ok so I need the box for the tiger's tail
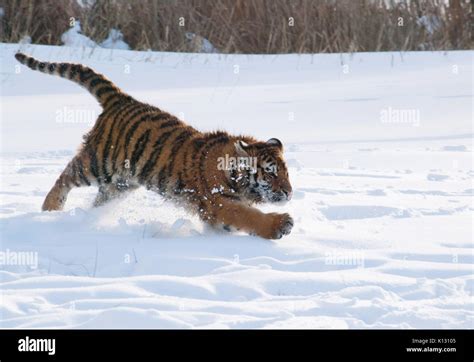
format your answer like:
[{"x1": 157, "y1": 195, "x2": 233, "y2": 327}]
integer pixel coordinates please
[{"x1": 15, "y1": 52, "x2": 130, "y2": 108}]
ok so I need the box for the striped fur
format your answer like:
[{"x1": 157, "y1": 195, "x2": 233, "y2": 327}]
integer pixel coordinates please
[{"x1": 16, "y1": 52, "x2": 294, "y2": 239}]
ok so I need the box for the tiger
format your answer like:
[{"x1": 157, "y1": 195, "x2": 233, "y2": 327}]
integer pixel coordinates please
[{"x1": 14, "y1": 52, "x2": 294, "y2": 239}]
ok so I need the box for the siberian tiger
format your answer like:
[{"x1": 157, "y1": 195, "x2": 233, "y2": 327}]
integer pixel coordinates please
[{"x1": 15, "y1": 52, "x2": 294, "y2": 239}]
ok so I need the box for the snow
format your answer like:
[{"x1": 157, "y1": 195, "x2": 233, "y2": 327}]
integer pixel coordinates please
[
  {"x1": 18, "y1": 36, "x2": 32, "y2": 45},
  {"x1": 60, "y1": 21, "x2": 97, "y2": 48},
  {"x1": 0, "y1": 43, "x2": 472, "y2": 329},
  {"x1": 100, "y1": 29, "x2": 130, "y2": 50},
  {"x1": 61, "y1": 22, "x2": 130, "y2": 50},
  {"x1": 417, "y1": 15, "x2": 441, "y2": 35},
  {"x1": 185, "y1": 32, "x2": 219, "y2": 53}
]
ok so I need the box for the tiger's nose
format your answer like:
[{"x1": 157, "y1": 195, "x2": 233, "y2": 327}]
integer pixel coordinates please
[{"x1": 282, "y1": 189, "x2": 292, "y2": 201}]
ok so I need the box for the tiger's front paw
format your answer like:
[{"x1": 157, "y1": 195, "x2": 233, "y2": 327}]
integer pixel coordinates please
[{"x1": 268, "y1": 212, "x2": 294, "y2": 239}]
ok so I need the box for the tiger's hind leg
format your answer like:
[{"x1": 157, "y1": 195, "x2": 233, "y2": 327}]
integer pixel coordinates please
[
  {"x1": 93, "y1": 181, "x2": 138, "y2": 207},
  {"x1": 42, "y1": 153, "x2": 93, "y2": 211}
]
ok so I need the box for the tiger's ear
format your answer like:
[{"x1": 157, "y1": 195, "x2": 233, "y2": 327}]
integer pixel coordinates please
[
  {"x1": 234, "y1": 140, "x2": 250, "y2": 156},
  {"x1": 266, "y1": 138, "x2": 283, "y2": 150}
]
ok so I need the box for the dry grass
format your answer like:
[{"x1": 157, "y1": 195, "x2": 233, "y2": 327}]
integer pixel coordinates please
[{"x1": 0, "y1": 0, "x2": 471, "y2": 53}]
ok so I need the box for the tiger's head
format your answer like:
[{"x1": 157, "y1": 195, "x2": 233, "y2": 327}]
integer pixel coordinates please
[{"x1": 232, "y1": 138, "x2": 293, "y2": 204}]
